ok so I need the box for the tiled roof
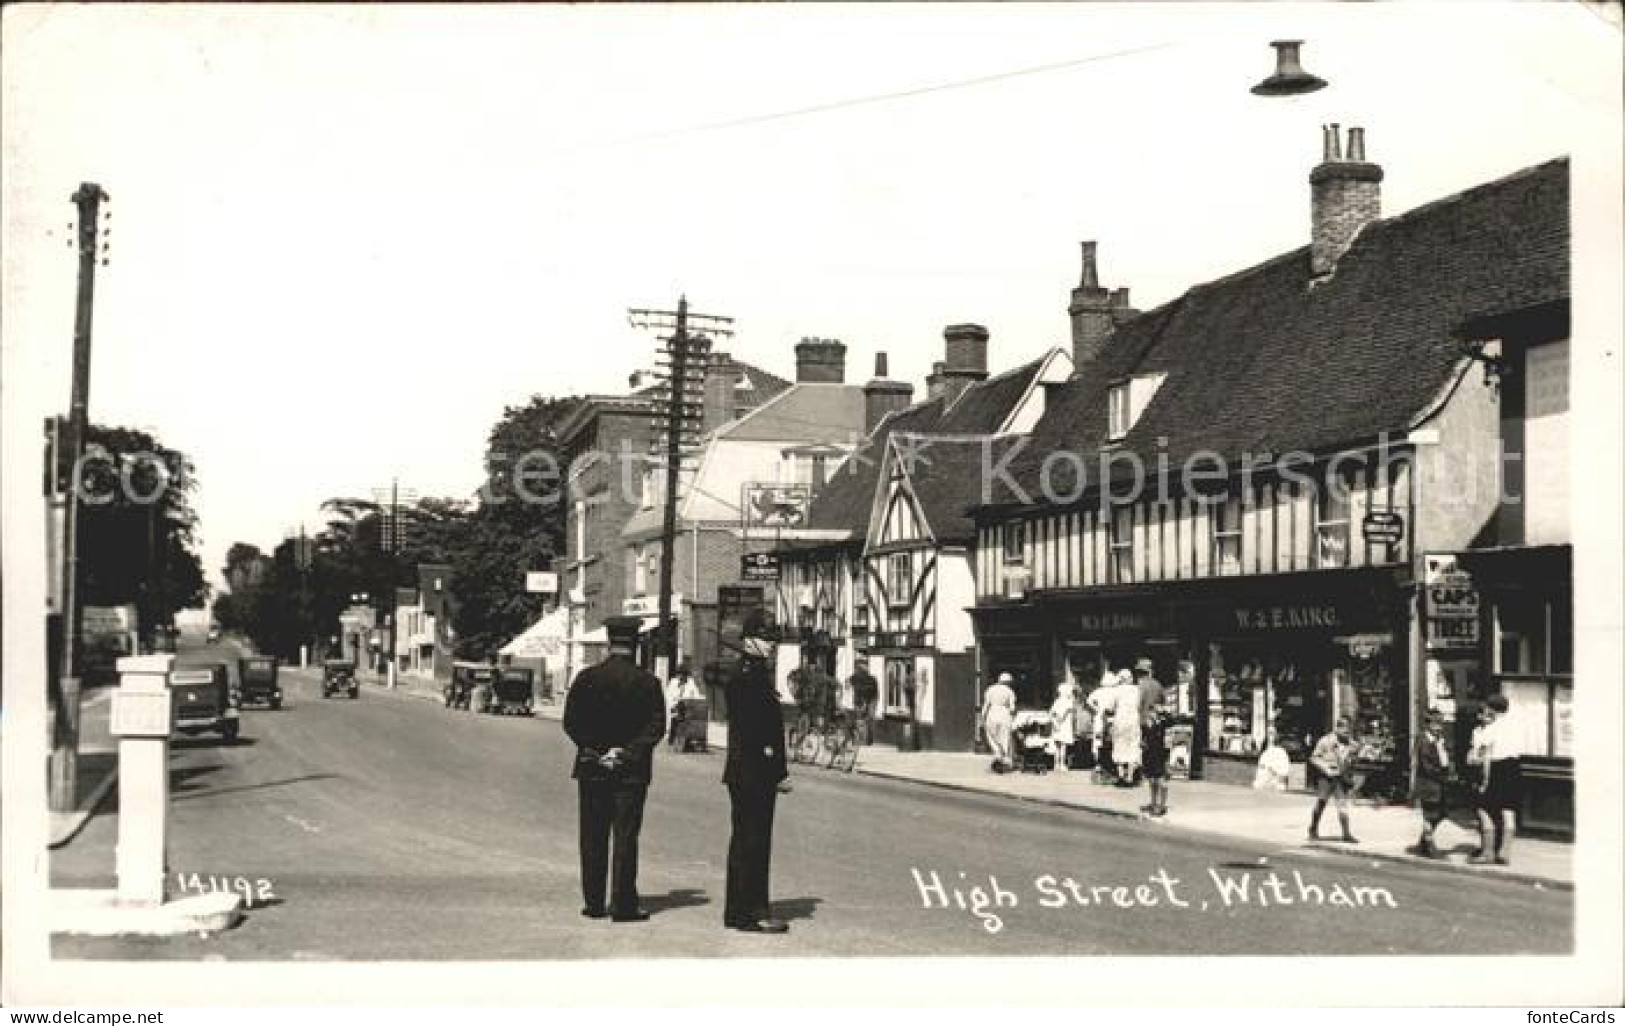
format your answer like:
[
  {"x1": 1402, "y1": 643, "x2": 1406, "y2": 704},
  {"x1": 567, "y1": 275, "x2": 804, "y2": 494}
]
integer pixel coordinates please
[
  {"x1": 984, "y1": 157, "x2": 1570, "y2": 508},
  {"x1": 802, "y1": 358, "x2": 1046, "y2": 535},
  {"x1": 895, "y1": 435, "x2": 1028, "y2": 544},
  {"x1": 721, "y1": 383, "x2": 866, "y2": 443}
]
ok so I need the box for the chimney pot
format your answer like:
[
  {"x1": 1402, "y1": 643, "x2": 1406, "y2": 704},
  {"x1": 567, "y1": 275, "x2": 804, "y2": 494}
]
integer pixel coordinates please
[
  {"x1": 1069, "y1": 241, "x2": 1126, "y2": 365},
  {"x1": 862, "y1": 349, "x2": 914, "y2": 432},
  {"x1": 1078, "y1": 241, "x2": 1100, "y2": 289},
  {"x1": 1310, "y1": 126, "x2": 1383, "y2": 278}
]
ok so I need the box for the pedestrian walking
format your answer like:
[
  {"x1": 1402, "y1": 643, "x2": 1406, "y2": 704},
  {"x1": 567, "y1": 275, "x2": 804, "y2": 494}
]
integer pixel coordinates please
[
  {"x1": 1108, "y1": 669, "x2": 1142, "y2": 786},
  {"x1": 1140, "y1": 695, "x2": 1172, "y2": 817},
  {"x1": 665, "y1": 661, "x2": 703, "y2": 747},
  {"x1": 980, "y1": 672, "x2": 1018, "y2": 772},
  {"x1": 1048, "y1": 684, "x2": 1078, "y2": 773},
  {"x1": 1408, "y1": 711, "x2": 1453, "y2": 858},
  {"x1": 561, "y1": 615, "x2": 667, "y2": 922},
  {"x1": 1133, "y1": 657, "x2": 1165, "y2": 722},
  {"x1": 850, "y1": 664, "x2": 880, "y2": 744},
  {"x1": 1469, "y1": 694, "x2": 1522, "y2": 865},
  {"x1": 1307, "y1": 716, "x2": 1360, "y2": 843},
  {"x1": 723, "y1": 635, "x2": 792, "y2": 934}
]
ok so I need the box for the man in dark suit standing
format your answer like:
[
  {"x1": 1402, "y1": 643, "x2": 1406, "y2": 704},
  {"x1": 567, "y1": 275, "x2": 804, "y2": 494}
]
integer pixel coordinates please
[
  {"x1": 721, "y1": 635, "x2": 792, "y2": 933},
  {"x1": 563, "y1": 616, "x2": 666, "y2": 922}
]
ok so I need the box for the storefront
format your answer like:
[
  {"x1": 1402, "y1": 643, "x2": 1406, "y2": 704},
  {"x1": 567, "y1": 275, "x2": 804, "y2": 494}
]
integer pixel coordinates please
[
  {"x1": 1180, "y1": 571, "x2": 1411, "y2": 792},
  {"x1": 971, "y1": 568, "x2": 1414, "y2": 789},
  {"x1": 1455, "y1": 545, "x2": 1573, "y2": 838}
]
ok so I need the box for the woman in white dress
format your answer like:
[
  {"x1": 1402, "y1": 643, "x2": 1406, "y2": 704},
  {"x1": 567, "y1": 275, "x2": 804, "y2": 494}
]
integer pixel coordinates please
[
  {"x1": 1048, "y1": 685, "x2": 1079, "y2": 773},
  {"x1": 1109, "y1": 669, "x2": 1142, "y2": 785}
]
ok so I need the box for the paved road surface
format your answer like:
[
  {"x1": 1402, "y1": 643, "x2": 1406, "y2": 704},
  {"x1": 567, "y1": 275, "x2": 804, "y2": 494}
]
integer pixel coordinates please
[{"x1": 52, "y1": 643, "x2": 1571, "y2": 959}]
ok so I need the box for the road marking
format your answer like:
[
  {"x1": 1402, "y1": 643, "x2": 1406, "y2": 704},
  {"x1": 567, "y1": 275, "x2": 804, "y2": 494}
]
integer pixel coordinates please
[{"x1": 284, "y1": 814, "x2": 322, "y2": 834}]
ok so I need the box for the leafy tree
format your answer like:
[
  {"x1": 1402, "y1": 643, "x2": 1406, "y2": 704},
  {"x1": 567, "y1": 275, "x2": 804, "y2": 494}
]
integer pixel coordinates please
[{"x1": 54, "y1": 420, "x2": 208, "y2": 634}]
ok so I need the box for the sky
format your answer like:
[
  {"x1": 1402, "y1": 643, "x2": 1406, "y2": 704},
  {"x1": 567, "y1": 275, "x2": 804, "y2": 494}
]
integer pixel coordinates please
[{"x1": 3, "y1": 2, "x2": 1620, "y2": 595}]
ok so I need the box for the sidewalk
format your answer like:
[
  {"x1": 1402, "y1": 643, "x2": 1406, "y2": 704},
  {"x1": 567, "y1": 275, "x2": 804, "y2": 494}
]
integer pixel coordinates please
[
  {"x1": 368, "y1": 674, "x2": 1571, "y2": 889},
  {"x1": 48, "y1": 685, "x2": 119, "y2": 849}
]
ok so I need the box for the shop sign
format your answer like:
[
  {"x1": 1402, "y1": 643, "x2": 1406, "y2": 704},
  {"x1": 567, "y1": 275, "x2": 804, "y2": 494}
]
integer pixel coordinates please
[
  {"x1": 1078, "y1": 610, "x2": 1157, "y2": 635},
  {"x1": 623, "y1": 593, "x2": 682, "y2": 616},
  {"x1": 1424, "y1": 553, "x2": 1479, "y2": 651},
  {"x1": 741, "y1": 551, "x2": 780, "y2": 582},
  {"x1": 1362, "y1": 511, "x2": 1405, "y2": 545},
  {"x1": 525, "y1": 571, "x2": 558, "y2": 594},
  {"x1": 1228, "y1": 604, "x2": 1344, "y2": 632}
]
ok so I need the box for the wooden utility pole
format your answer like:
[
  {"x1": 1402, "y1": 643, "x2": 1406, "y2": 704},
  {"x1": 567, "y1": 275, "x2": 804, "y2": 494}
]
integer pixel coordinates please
[
  {"x1": 629, "y1": 297, "x2": 733, "y2": 676},
  {"x1": 50, "y1": 182, "x2": 109, "y2": 812}
]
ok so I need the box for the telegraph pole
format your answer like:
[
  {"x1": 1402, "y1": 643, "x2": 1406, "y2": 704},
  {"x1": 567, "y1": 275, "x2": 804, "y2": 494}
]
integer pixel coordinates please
[
  {"x1": 628, "y1": 297, "x2": 733, "y2": 677},
  {"x1": 50, "y1": 182, "x2": 109, "y2": 812},
  {"x1": 373, "y1": 479, "x2": 415, "y2": 688}
]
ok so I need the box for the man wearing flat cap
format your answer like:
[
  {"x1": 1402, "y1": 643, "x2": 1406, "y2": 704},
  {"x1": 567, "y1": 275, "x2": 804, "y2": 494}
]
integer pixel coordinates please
[
  {"x1": 721, "y1": 633, "x2": 792, "y2": 933},
  {"x1": 563, "y1": 615, "x2": 667, "y2": 922}
]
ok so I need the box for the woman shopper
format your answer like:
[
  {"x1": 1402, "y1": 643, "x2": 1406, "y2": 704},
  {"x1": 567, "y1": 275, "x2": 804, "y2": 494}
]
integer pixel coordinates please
[
  {"x1": 1048, "y1": 684, "x2": 1079, "y2": 773},
  {"x1": 1108, "y1": 669, "x2": 1142, "y2": 786},
  {"x1": 980, "y1": 673, "x2": 1018, "y2": 772}
]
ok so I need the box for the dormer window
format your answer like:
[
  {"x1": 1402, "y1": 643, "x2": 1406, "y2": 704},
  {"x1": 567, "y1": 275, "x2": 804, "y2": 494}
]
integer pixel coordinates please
[
  {"x1": 1108, "y1": 383, "x2": 1132, "y2": 440},
  {"x1": 1108, "y1": 372, "x2": 1168, "y2": 441}
]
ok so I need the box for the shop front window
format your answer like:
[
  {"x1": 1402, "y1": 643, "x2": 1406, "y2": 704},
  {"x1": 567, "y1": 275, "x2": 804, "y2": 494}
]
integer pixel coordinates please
[{"x1": 1494, "y1": 591, "x2": 1573, "y2": 759}]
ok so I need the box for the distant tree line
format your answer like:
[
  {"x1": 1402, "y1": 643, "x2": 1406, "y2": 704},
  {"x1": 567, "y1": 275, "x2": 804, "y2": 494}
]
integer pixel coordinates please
[{"x1": 215, "y1": 394, "x2": 578, "y2": 663}]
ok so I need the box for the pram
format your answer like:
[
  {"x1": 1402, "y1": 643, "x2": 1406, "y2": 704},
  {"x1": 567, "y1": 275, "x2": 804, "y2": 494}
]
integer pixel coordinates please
[
  {"x1": 669, "y1": 699, "x2": 710, "y2": 753},
  {"x1": 1010, "y1": 710, "x2": 1055, "y2": 774}
]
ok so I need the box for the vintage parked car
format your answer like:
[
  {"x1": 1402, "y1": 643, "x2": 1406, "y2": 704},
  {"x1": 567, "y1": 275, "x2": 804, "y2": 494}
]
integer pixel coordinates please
[
  {"x1": 237, "y1": 656, "x2": 282, "y2": 709},
  {"x1": 485, "y1": 667, "x2": 535, "y2": 716},
  {"x1": 322, "y1": 659, "x2": 359, "y2": 699},
  {"x1": 448, "y1": 661, "x2": 495, "y2": 711},
  {"x1": 169, "y1": 663, "x2": 240, "y2": 743}
]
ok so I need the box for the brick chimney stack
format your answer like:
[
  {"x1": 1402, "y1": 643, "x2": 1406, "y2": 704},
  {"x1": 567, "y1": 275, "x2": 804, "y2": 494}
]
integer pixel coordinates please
[
  {"x1": 938, "y1": 323, "x2": 990, "y2": 408},
  {"x1": 862, "y1": 352, "x2": 914, "y2": 433},
  {"x1": 1069, "y1": 241, "x2": 1130, "y2": 365},
  {"x1": 795, "y1": 338, "x2": 847, "y2": 383},
  {"x1": 702, "y1": 351, "x2": 737, "y2": 434},
  {"x1": 1310, "y1": 124, "x2": 1383, "y2": 278}
]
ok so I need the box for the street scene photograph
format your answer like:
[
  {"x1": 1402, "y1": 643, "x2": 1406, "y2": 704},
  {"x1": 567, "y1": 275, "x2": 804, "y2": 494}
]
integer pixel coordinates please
[{"x1": 3, "y1": 1, "x2": 1621, "y2": 1009}]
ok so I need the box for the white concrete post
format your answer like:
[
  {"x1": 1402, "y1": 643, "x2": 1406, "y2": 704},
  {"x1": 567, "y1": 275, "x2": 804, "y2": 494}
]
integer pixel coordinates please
[{"x1": 112, "y1": 653, "x2": 174, "y2": 907}]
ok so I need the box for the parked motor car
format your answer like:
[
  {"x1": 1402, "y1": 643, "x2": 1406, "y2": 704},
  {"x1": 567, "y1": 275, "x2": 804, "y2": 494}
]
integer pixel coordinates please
[
  {"x1": 238, "y1": 656, "x2": 282, "y2": 709},
  {"x1": 487, "y1": 667, "x2": 535, "y2": 716},
  {"x1": 322, "y1": 659, "x2": 359, "y2": 699},
  {"x1": 169, "y1": 663, "x2": 240, "y2": 743}
]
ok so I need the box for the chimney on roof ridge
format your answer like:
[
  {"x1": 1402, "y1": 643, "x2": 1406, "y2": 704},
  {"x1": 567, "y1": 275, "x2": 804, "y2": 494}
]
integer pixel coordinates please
[
  {"x1": 1310, "y1": 124, "x2": 1383, "y2": 279},
  {"x1": 939, "y1": 323, "x2": 990, "y2": 408},
  {"x1": 795, "y1": 337, "x2": 847, "y2": 383},
  {"x1": 702, "y1": 350, "x2": 736, "y2": 435},
  {"x1": 863, "y1": 351, "x2": 914, "y2": 434},
  {"x1": 1069, "y1": 240, "x2": 1130, "y2": 366},
  {"x1": 926, "y1": 361, "x2": 948, "y2": 402}
]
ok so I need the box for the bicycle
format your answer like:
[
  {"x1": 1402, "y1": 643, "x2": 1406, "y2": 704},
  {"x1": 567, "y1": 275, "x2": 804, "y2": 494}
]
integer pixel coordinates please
[{"x1": 822, "y1": 710, "x2": 861, "y2": 772}]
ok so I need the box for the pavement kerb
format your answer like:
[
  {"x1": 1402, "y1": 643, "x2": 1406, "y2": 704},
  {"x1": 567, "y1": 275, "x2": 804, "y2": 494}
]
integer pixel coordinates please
[
  {"x1": 850, "y1": 764, "x2": 1570, "y2": 891},
  {"x1": 48, "y1": 764, "x2": 120, "y2": 850},
  {"x1": 1302, "y1": 841, "x2": 1572, "y2": 891}
]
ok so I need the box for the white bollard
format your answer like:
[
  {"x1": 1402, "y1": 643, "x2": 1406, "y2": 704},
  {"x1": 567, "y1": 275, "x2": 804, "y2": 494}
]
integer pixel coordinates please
[{"x1": 111, "y1": 654, "x2": 175, "y2": 907}]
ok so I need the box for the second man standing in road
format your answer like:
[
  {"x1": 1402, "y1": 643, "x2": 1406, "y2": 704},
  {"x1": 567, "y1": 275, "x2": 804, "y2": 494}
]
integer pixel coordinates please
[{"x1": 722, "y1": 635, "x2": 792, "y2": 934}]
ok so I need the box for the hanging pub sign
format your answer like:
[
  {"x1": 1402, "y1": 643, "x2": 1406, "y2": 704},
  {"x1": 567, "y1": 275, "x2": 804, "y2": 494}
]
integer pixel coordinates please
[
  {"x1": 1362, "y1": 510, "x2": 1406, "y2": 546},
  {"x1": 1423, "y1": 553, "x2": 1480, "y2": 651},
  {"x1": 740, "y1": 551, "x2": 781, "y2": 582}
]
